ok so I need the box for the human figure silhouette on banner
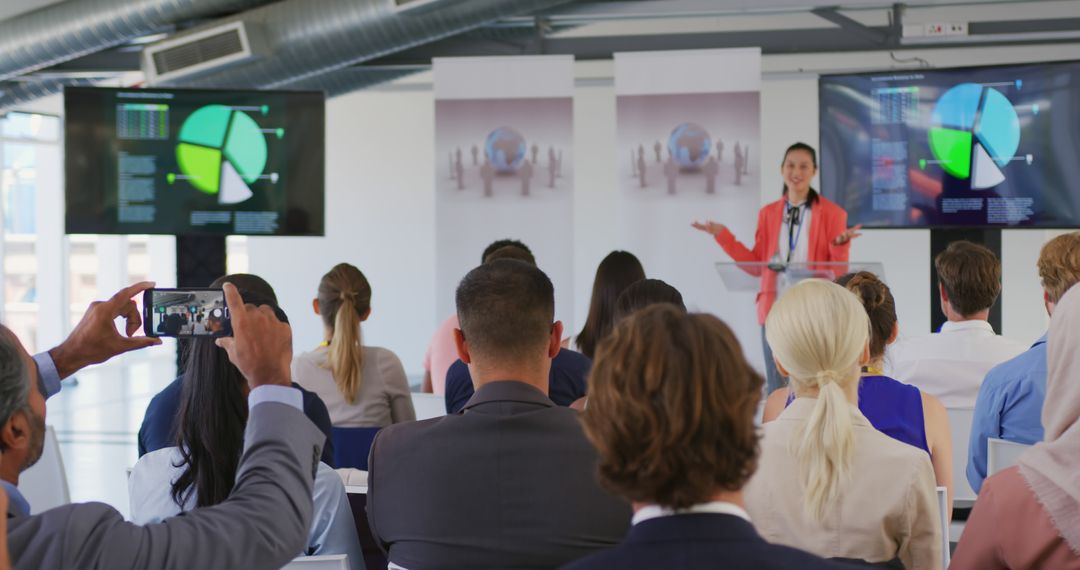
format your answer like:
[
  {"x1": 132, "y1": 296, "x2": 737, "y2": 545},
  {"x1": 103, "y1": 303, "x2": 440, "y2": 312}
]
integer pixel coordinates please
[
  {"x1": 654, "y1": 141, "x2": 662, "y2": 163},
  {"x1": 471, "y1": 144, "x2": 479, "y2": 166},
  {"x1": 664, "y1": 158, "x2": 678, "y2": 195},
  {"x1": 531, "y1": 143, "x2": 540, "y2": 164},
  {"x1": 637, "y1": 152, "x2": 647, "y2": 189},
  {"x1": 716, "y1": 139, "x2": 725, "y2": 162},
  {"x1": 449, "y1": 152, "x2": 455, "y2": 179},
  {"x1": 557, "y1": 149, "x2": 563, "y2": 179},
  {"x1": 742, "y1": 145, "x2": 750, "y2": 174},
  {"x1": 704, "y1": 156, "x2": 719, "y2": 195},
  {"x1": 519, "y1": 160, "x2": 534, "y2": 197},
  {"x1": 480, "y1": 158, "x2": 495, "y2": 197},
  {"x1": 631, "y1": 149, "x2": 638, "y2": 177},
  {"x1": 547, "y1": 147, "x2": 558, "y2": 188},
  {"x1": 733, "y1": 143, "x2": 744, "y2": 186},
  {"x1": 455, "y1": 147, "x2": 462, "y2": 169},
  {"x1": 455, "y1": 156, "x2": 465, "y2": 191}
]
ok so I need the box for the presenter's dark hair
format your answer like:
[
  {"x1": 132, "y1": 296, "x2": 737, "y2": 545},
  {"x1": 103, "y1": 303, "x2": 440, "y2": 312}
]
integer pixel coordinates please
[
  {"x1": 481, "y1": 239, "x2": 533, "y2": 264},
  {"x1": 614, "y1": 279, "x2": 686, "y2": 323},
  {"x1": 577, "y1": 251, "x2": 646, "y2": 359},
  {"x1": 837, "y1": 272, "x2": 897, "y2": 359},
  {"x1": 584, "y1": 306, "x2": 763, "y2": 509},
  {"x1": 781, "y1": 142, "x2": 819, "y2": 205},
  {"x1": 172, "y1": 273, "x2": 285, "y2": 509},
  {"x1": 456, "y1": 259, "x2": 554, "y2": 363}
]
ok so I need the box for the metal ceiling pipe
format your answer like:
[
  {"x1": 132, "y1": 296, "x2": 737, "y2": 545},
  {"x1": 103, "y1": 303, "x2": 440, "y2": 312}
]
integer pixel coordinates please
[
  {"x1": 282, "y1": 67, "x2": 424, "y2": 98},
  {"x1": 0, "y1": 0, "x2": 274, "y2": 83},
  {"x1": 161, "y1": 0, "x2": 576, "y2": 90}
]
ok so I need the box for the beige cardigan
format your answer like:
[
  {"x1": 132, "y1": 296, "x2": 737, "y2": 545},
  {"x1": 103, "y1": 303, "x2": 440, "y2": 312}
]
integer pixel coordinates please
[
  {"x1": 745, "y1": 398, "x2": 942, "y2": 569},
  {"x1": 292, "y1": 345, "x2": 416, "y2": 428}
]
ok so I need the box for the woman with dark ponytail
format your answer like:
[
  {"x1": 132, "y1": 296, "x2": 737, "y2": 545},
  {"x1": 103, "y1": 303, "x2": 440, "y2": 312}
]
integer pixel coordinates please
[
  {"x1": 692, "y1": 142, "x2": 862, "y2": 396},
  {"x1": 293, "y1": 263, "x2": 415, "y2": 427}
]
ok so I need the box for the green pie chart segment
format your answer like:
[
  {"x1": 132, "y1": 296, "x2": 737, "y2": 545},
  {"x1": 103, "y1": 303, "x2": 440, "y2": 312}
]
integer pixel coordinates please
[
  {"x1": 223, "y1": 110, "x2": 268, "y2": 184},
  {"x1": 175, "y1": 105, "x2": 268, "y2": 202},
  {"x1": 178, "y1": 105, "x2": 232, "y2": 148},
  {"x1": 176, "y1": 143, "x2": 222, "y2": 194},
  {"x1": 928, "y1": 127, "x2": 972, "y2": 180}
]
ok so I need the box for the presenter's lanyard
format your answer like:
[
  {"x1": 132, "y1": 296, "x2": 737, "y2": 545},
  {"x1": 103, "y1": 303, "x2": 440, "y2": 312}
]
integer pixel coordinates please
[{"x1": 785, "y1": 202, "x2": 806, "y2": 263}]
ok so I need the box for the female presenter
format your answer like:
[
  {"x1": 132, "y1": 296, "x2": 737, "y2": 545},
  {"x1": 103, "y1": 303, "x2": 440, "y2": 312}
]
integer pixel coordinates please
[{"x1": 692, "y1": 142, "x2": 862, "y2": 395}]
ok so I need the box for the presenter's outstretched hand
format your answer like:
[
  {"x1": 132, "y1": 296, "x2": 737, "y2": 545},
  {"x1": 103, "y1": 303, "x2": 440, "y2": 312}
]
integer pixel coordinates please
[
  {"x1": 691, "y1": 220, "x2": 727, "y2": 237},
  {"x1": 49, "y1": 281, "x2": 163, "y2": 379},
  {"x1": 833, "y1": 224, "x2": 864, "y2": 246},
  {"x1": 216, "y1": 282, "x2": 293, "y2": 389}
]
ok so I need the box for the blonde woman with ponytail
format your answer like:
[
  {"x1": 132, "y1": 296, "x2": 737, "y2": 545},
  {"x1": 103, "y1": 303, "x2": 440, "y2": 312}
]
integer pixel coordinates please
[
  {"x1": 293, "y1": 263, "x2": 416, "y2": 427},
  {"x1": 744, "y1": 279, "x2": 941, "y2": 569}
]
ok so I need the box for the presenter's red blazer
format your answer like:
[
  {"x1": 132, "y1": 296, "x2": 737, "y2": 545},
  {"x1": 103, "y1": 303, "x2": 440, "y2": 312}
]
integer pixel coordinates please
[{"x1": 715, "y1": 195, "x2": 851, "y2": 325}]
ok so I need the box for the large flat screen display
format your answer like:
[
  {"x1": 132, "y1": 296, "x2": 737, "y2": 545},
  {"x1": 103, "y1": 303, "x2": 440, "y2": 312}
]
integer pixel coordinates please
[
  {"x1": 820, "y1": 61, "x2": 1080, "y2": 228},
  {"x1": 65, "y1": 86, "x2": 325, "y2": 236}
]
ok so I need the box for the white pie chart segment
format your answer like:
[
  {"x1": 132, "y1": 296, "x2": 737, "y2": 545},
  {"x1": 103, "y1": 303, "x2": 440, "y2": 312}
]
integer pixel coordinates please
[
  {"x1": 219, "y1": 160, "x2": 254, "y2": 205},
  {"x1": 972, "y1": 143, "x2": 1006, "y2": 190}
]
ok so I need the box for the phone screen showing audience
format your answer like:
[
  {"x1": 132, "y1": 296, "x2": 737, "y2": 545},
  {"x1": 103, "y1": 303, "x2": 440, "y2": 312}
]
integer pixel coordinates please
[{"x1": 143, "y1": 289, "x2": 231, "y2": 338}]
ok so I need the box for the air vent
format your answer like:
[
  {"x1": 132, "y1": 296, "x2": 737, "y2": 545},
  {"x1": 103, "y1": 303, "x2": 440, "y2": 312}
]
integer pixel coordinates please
[{"x1": 142, "y1": 21, "x2": 264, "y2": 84}]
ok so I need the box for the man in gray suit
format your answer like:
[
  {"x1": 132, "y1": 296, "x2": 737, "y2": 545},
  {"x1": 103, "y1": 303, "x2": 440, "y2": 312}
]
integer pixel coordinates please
[
  {"x1": 367, "y1": 259, "x2": 631, "y2": 569},
  {"x1": 1, "y1": 282, "x2": 324, "y2": 569}
]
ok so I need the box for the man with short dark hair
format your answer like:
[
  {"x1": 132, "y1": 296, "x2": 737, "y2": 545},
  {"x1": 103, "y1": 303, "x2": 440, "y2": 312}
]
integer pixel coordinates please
[
  {"x1": 368, "y1": 260, "x2": 630, "y2": 569},
  {"x1": 887, "y1": 240, "x2": 1026, "y2": 408}
]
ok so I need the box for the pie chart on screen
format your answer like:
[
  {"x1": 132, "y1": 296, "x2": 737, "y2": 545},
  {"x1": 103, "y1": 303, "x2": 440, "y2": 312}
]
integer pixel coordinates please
[
  {"x1": 927, "y1": 82, "x2": 1020, "y2": 189},
  {"x1": 173, "y1": 105, "x2": 268, "y2": 204}
]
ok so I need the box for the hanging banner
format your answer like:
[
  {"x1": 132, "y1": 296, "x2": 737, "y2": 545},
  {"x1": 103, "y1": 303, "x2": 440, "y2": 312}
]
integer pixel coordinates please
[
  {"x1": 434, "y1": 56, "x2": 575, "y2": 323},
  {"x1": 614, "y1": 48, "x2": 764, "y2": 368}
]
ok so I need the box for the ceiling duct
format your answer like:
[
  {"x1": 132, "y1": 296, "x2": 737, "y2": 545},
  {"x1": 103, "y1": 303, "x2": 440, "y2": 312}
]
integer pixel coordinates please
[
  {"x1": 157, "y1": 0, "x2": 576, "y2": 90},
  {"x1": 0, "y1": 0, "x2": 273, "y2": 83},
  {"x1": 143, "y1": 20, "x2": 266, "y2": 83}
]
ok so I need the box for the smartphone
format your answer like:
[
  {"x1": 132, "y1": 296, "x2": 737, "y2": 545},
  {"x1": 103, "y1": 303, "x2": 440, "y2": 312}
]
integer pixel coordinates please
[{"x1": 143, "y1": 288, "x2": 231, "y2": 338}]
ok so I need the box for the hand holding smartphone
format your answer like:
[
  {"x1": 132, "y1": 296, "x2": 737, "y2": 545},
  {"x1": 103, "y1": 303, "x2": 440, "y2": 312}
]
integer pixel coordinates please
[{"x1": 143, "y1": 288, "x2": 231, "y2": 338}]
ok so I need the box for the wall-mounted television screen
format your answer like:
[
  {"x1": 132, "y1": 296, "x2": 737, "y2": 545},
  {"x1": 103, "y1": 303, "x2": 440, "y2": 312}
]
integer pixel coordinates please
[
  {"x1": 65, "y1": 86, "x2": 325, "y2": 236},
  {"x1": 820, "y1": 61, "x2": 1080, "y2": 228}
]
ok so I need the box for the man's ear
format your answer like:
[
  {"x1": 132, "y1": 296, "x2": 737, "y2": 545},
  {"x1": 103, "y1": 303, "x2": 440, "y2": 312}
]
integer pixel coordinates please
[
  {"x1": 312, "y1": 298, "x2": 320, "y2": 316},
  {"x1": 549, "y1": 321, "x2": 564, "y2": 359},
  {"x1": 0, "y1": 412, "x2": 31, "y2": 454},
  {"x1": 453, "y1": 328, "x2": 471, "y2": 365}
]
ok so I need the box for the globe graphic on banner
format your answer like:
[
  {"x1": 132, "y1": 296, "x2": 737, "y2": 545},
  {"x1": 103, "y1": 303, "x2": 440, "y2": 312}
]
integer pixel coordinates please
[
  {"x1": 928, "y1": 82, "x2": 1020, "y2": 189},
  {"x1": 485, "y1": 126, "x2": 527, "y2": 172},
  {"x1": 668, "y1": 122, "x2": 712, "y2": 169}
]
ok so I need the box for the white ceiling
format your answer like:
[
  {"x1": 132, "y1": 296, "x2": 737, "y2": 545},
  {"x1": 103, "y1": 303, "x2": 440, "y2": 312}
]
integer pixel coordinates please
[{"x1": 0, "y1": 0, "x2": 65, "y2": 22}]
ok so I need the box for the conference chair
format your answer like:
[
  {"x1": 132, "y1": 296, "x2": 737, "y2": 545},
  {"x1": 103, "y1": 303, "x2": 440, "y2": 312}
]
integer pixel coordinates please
[
  {"x1": 331, "y1": 427, "x2": 381, "y2": 471},
  {"x1": 936, "y1": 486, "x2": 950, "y2": 569},
  {"x1": 987, "y1": 438, "x2": 1032, "y2": 477},
  {"x1": 18, "y1": 425, "x2": 71, "y2": 512},
  {"x1": 411, "y1": 393, "x2": 447, "y2": 420},
  {"x1": 347, "y1": 486, "x2": 388, "y2": 570},
  {"x1": 281, "y1": 554, "x2": 349, "y2": 569},
  {"x1": 946, "y1": 407, "x2": 977, "y2": 508}
]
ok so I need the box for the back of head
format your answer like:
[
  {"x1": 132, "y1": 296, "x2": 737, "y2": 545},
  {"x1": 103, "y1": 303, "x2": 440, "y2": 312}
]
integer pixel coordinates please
[
  {"x1": 483, "y1": 245, "x2": 536, "y2": 266},
  {"x1": 317, "y1": 263, "x2": 372, "y2": 404},
  {"x1": 456, "y1": 259, "x2": 554, "y2": 368},
  {"x1": 577, "y1": 251, "x2": 646, "y2": 359},
  {"x1": 173, "y1": 273, "x2": 284, "y2": 509},
  {"x1": 1038, "y1": 231, "x2": 1080, "y2": 306},
  {"x1": 837, "y1": 272, "x2": 896, "y2": 360},
  {"x1": 481, "y1": 239, "x2": 533, "y2": 264},
  {"x1": 584, "y1": 305, "x2": 763, "y2": 509},
  {"x1": 0, "y1": 326, "x2": 31, "y2": 449},
  {"x1": 765, "y1": 279, "x2": 869, "y2": 522},
  {"x1": 613, "y1": 278, "x2": 686, "y2": 323},
  {"x1": 934, "y1": 240, "x2": 1001, "y2": 317}
]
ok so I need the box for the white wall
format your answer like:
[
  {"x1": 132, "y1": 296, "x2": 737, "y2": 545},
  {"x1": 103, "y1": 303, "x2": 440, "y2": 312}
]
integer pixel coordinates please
[{"x1": 247, "y1": 47, "x2": 1080, "y2": 375}]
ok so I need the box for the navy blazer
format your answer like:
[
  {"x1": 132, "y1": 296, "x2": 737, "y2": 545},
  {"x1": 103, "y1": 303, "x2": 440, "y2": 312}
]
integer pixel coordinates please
[
  {"x1": 138, "y1": 376, "x2": 336, "y2": 466},
  {"x1": 562, "y1": 513, "x2": 867, "y2": 570},
  {"x1": 444, "y1": 348, "x2": 590, "y2": 414}
]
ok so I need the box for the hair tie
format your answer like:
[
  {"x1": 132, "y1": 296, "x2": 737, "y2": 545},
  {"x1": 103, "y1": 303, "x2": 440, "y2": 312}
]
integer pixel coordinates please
[
  {"x1": 814, "y1": 369, "x2": 842, "y2": 385},
  {"x1": 339, "y1": 290, "x2": 356, "y2": 301}
]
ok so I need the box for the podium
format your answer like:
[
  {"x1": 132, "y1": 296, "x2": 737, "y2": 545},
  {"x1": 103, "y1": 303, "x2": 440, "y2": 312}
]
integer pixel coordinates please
[{"x1": 715, "y1": 261, "x2": 887, "y2": 296}]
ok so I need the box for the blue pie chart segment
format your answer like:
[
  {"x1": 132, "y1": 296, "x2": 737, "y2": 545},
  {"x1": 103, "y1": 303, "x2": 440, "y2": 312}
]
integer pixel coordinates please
[
  {"x1": 931, "y1": 83, "x2": 983, "y2": 130},
  {"x1": 976, "y1": 88, "x2": 1021, "y2": 169}
]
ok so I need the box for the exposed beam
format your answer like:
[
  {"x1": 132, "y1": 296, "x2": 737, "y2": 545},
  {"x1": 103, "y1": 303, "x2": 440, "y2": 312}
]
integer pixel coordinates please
[{"x1": 811, "y1": 6, "x2": 893, "y2": 45}]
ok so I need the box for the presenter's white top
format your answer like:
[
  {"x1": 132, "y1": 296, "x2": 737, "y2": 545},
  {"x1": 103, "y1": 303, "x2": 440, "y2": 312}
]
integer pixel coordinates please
[
  {"x1": 885, "y1": 320, "x2": 1028, "y2": 408},
  {"x1": 777, "y1": 202, "x2": 812, "y2": 264}
]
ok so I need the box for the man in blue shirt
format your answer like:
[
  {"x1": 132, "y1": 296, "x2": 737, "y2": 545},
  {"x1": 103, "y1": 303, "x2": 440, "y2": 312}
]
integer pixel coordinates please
[{"x1": 968, "y1": 232, "x2": 1080, "y2": 493}]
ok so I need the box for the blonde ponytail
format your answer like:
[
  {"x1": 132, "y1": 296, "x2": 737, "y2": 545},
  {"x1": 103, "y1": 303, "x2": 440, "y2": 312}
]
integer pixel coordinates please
[
  {"x1": 764, "y1": 279, "x2": 868, "y2": 523},
  {"x1": 317, "y1": 264, "x2": 372, "y2": 405}
]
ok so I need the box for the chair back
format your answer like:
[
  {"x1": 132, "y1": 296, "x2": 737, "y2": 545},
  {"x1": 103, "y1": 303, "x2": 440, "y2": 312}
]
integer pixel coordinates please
[
  {"x1": 411, "y1": 393, "x2": 446, "y2": 421},
  {"x1": 988, "y1": 438, "x2": 1032, "y2": 476},
  {"x1": 347, "y1": 488, "x2": 388, "y2": 570},
  {"x1": 18, "y1": 425, "x2": 71, "y2": 512},
  {"x1": 331, "y1": 427, "x2": 381, "y2": 471},
  {"x1": 936, "y1": 486, "x2": 950, "y2": 569},
  {"x1": 280, "y1": 554, "x2": 348, "y2": 569},
  {"x1": 946, "y1": 407, "x2": 977, "y2": 507}
]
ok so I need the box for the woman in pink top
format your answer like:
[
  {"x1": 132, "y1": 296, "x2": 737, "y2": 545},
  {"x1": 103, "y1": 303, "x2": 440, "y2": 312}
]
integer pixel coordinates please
[{"x1": 951, "y1": 283, "x2": 1080, "y2": 569}]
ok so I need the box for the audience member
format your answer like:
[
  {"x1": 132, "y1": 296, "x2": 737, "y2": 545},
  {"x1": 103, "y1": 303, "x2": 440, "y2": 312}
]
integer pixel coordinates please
[
  {"x1": 967, "y1": 231, "x2": 1080, "y2": 493},
  {"x1": 745, "y1": 280, "x2": 941, "y2": 568},
  {"x1": 137, "y1": 274, "x2": 335, "y2": 466},
  {"x1": 4, "y1": 282, "x2": 325, "y2": 568},
  {"x1": 368, "y1": 260, "x2": 631, "y2": 569},
  {"x1": 293, "y1": 263, "x2": 415, "y2": 427},
  {"x1": 564, "y1": 305, "x2": 860, "y2": 569},
  {"x1": 886, "y1": 240, "x2": 1026, "y2": 407},
  {"x1": 762, "y1": 272, "x2": 954, "y2": 510},
  {"x1": 443, "y1": 246, "x2": 589, "y2": 414},
  {"x1": 422, "y1": 239, "x2": 535, "y2": 394},
  {"x1": 951, "y1": 283, "x2": 1080, "y2": 569},
  {"x1": 128, "y1": 283, "x2": 363, "y2": 569},
  {"x1": 572, "y1": 251, "x2": 645, "y2": 358},
  {"x1": 612, "y1": 278, "x2": 686, "y2": 322}
]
